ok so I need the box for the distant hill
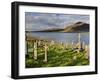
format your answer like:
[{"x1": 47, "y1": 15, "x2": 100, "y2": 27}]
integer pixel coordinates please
[
  {"x1": 62, "y1": 22, "x2": 89, "y2": 32},
  {"x1": 30, "y1": 22, "x2": 89, "y2": 33}
]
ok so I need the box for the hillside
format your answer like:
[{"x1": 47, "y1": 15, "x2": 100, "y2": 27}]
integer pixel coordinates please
[
  {"x1": 36, "y1": 22, "x2": 89, "y2": 33},
  {"x1": 62, "y1": 22, "x2": 89, "y2": 32}
]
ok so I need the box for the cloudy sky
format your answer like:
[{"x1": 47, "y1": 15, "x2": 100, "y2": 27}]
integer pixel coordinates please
[{"x1": 25, "y1": 12, "x2": 89, "y2": 31}]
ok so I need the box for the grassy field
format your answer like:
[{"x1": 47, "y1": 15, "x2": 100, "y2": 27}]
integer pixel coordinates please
[{"x1": 25, "y1": 41, "x2": 89, "y2": 68}]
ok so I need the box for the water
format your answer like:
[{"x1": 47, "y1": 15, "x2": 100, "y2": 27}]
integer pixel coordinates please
[{"x1": 26, "y1": 32, "x2": 89, "y2": 45}]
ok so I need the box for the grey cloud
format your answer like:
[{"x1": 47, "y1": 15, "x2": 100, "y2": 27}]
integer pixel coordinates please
[{"x1": 25, "y1": 12, "x2": 89, "y2": 31}]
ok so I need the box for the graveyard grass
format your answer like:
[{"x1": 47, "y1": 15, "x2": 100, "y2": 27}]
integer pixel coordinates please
[{"x1": 25, "y1": 39, "x2": 89, "y2": 68}]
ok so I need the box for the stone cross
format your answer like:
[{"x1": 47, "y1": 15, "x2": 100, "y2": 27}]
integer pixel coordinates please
[
  {"x1": 38, "y1": 40, "x2": 41, "y2": 46},
  {"x1": 50, "y1": 40, "x2": 55, "y2": 46},
  {"x1": 78, "y1": 33, "x2": 81, "y2": 49},
  {"x1": 71, "y1": 42, "x2": 74, "y2": 49},
  {"x1": 82, "y1": 42, "x2": 85, "y2": 50},
  {"x1": 25, "y1": 41, "x2": 28, "y2": 54},
  {"x1": 43, "y1": 43, "x2": 48, "y2": 63},
  {"x1": 34, "y1": 41, "x2": 37, "y2": 60},
  {"x1": 85, "y1": 45, "x2": 89, "y2": 59},
  {"x1": 65, "y1": 42, "x2": 68, "y2": 48}
]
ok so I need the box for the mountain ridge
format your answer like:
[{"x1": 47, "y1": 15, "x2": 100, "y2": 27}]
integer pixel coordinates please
[{"x1": 26, "y1": 22, "x2": 89, "y2": 33}]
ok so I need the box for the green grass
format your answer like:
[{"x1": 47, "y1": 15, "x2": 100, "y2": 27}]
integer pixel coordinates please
[{"x1": 25, "y1": 42, "x2": 89, "y2": 68}]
